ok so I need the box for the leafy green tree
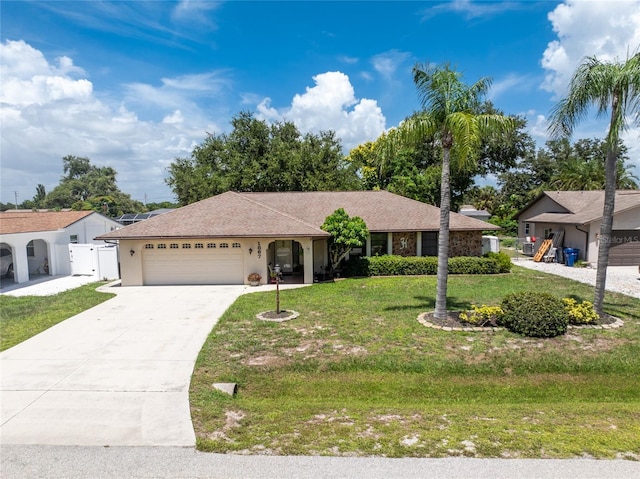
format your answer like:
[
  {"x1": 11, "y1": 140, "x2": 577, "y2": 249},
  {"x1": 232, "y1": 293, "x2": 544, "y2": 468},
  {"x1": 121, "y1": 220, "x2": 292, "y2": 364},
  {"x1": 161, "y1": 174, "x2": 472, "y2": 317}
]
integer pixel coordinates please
[
  {"x1": 166, "y1": 112, "x2": 360, "y2": 205},
  {"x1": 347, "y1": 102, "x2": 529, "y2": 211},
  {"x1": 43, "y1": 155, "x2": 144, "y2": 216},
  {"x1": 145, "y1": 201, "x2": 178, "y2": 211},
  {"x1": 394, "y1": 63, "x2": 514, "y2": 320},
  {"x1": 550, "y1": 138, "x2": 638, "y2": 190},
  {"x1": 548, "y1": 52, "x2": 640, "y2": 314},
  {"x1": 321, "y1": 208, "x2": 369, "y2": 274}
]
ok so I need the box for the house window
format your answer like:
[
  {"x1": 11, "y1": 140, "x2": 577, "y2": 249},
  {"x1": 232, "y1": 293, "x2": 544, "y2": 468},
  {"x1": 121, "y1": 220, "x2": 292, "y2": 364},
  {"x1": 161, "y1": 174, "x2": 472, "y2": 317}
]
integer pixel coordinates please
[
  {"x1": 170, "y1": 243, "x2": 179, "y2": 249},
  {"x1": 144, "y1": 244, "x2": 154, "y2": 249},
  {"x1": 26, "y1": 240, "x2": 35, "y2": 257},
  {"x1": 69, "y1": 234, "x2": 78, "y2": 244},
  {"x1": 421, "y1": 232, "x2": 438, "y2": 257},
  {"x1": 544, "y1": 228, "x2": 553, "y2": 240},
  {"x1": 207, "y1": 243, "x2": 216, "y2": 248},
  {"x1": 370, "y1": 233, "x2": 388, "y2": 256},
  {"x1": 182, "y1": 243, "x2": 191, "y2": 249},
  {"x1": 232, "y1": 243, "x2": 241, "y2": 248},
  {"x1": 157, "y1": 243, "x2": 167, "y2": 249},
  {"x1": 195, "y1": 243, "x2": 204, "y2": 249},
  {"x1": 524, "y1": 223, "x2": 531, "y2": 236},
  {"x1": 220, "y1": 243, "x2": 229, "y2": 248}
]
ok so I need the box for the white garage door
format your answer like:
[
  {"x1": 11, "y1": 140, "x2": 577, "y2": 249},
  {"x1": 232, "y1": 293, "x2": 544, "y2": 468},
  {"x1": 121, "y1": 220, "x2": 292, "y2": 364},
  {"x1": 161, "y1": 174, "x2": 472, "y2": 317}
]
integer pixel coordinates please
[{"x1": 142, "y1": 241, "x2": 244, "y2": 285}]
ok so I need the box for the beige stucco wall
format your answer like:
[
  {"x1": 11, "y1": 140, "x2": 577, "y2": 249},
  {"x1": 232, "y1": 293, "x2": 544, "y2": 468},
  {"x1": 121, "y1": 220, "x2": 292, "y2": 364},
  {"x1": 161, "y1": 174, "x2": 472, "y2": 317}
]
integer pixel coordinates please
[
  {"x1": 518, "y1": 196, "x2": 569, "y2": 239},
  {"x1": 119, "y1": 237, "x2": 316, "y2": 286}
]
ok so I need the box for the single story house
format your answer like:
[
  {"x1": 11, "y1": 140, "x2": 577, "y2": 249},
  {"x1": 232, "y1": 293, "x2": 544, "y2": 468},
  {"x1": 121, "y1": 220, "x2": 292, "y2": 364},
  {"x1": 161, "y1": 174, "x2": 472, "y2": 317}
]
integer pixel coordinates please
[
  {"x1": 517, "y1": 190, "x2": 640, "y2": 266},
  {"x1": 0, "y1": 210, "x2": 122, "y2": 284},
  {"x1": 97, "y1": 190, "x2": 498, "y2": 286}
]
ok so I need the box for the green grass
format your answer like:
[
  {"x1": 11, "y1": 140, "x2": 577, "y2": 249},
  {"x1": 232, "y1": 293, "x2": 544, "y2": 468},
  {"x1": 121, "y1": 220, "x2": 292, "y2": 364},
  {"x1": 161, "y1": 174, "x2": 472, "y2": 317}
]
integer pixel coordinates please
[
  {"x1": 0, "y1": 282, "x2": 114, "y2": 351},
  {"x1": 190, "y1": 267, "x2": 640, "y2": 458}
]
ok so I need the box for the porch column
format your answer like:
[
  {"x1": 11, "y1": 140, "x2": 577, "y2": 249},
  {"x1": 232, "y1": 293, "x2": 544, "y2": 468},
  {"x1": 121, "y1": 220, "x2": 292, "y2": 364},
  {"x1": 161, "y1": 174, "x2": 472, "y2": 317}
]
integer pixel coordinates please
[
  {"x1": 301, "y1": 238, "x2": 314, "y2": 284},
  {"x1": 416, "y1": 231, "x2": 422, "y2": 256},
  {"x1": 365, "y1": 236, "x2": 371, "y2": 256},
  {"x1": 387, "y1": 232, "x2": 393, "y2": 255}
]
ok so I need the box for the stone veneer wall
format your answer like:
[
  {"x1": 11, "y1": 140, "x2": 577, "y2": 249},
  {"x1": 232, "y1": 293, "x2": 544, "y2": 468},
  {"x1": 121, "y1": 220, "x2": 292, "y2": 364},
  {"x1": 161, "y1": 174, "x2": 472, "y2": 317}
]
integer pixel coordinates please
[
  {"x1": 392, "y1": 232, "x2": 417, "y2": 256},
  {"x1": 449, "y1": 231, "x2": 482, "y2": 257}
]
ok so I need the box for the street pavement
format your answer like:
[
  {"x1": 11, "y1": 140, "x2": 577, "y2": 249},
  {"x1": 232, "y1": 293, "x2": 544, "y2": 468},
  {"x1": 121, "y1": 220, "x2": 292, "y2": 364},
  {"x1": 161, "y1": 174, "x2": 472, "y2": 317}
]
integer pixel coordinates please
[{"x1": 2, "y1": 445, "x2": 639, "y2": 478}]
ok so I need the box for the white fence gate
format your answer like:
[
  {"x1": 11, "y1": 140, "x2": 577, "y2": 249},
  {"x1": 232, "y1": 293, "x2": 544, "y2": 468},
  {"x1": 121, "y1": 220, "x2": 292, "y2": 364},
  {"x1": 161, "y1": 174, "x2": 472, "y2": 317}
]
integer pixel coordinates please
[{"x1": 69, "y1": 244, "x2": 119, "y2": 280}]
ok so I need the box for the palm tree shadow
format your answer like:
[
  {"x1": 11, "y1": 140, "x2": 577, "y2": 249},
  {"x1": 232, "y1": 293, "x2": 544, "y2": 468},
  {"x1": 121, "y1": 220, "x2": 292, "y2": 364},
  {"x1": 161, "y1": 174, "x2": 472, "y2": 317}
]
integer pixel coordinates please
[{"x1": 384, "y1": 295, "x2": 471, "y2": 312}]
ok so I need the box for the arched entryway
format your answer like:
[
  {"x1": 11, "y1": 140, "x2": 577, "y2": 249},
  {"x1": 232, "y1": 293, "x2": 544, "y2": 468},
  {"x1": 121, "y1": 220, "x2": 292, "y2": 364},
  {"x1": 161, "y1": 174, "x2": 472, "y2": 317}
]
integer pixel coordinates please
[
  {"x1": 266, "y1": 240, "x2": 304, "y2": 284},
  {"x1": 26, "y1": 238, "x2": 50, "y2": 280},
  {"x1": 0, "y1": 242, "x2": 15, "y2": 285}
]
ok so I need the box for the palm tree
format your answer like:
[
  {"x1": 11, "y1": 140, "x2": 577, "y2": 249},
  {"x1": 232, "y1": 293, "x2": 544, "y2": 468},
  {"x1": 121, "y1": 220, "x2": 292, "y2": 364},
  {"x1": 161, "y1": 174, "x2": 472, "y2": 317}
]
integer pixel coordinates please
[
  {"x1": 548, "y1": 52, "x2": 640, "y2": 315},
  {"x1": 395, "y1": 63, "x2": 514, "y2": 319}
]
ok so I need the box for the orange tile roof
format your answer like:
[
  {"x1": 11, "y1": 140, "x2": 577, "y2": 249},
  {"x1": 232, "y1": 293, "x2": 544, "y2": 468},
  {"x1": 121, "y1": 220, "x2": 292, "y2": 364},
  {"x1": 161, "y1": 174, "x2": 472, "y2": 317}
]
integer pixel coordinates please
[
  {"x1": 0, "y1": 210, "x2": 96, "y2": 235},
  {"x1": 97, "y1": 191, "x2": 497, "y2": 241}
]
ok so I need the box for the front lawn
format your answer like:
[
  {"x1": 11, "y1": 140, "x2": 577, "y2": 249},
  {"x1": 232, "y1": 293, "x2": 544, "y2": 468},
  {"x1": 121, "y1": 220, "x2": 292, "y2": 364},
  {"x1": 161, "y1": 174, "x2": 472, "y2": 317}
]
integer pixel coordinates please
[
  {"x1": 0, "y1": 283, "x2": 113, "y2": 351},
  {"x1": 190, "y1": 267, "x2": 640, "y2": 458}
]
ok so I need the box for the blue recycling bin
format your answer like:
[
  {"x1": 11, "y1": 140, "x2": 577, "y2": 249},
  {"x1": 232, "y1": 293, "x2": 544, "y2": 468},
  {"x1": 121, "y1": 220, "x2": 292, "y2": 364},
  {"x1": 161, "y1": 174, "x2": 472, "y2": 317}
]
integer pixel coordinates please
[{"x1": 564, "y1": 248, "x2": 579, "y2": 267}]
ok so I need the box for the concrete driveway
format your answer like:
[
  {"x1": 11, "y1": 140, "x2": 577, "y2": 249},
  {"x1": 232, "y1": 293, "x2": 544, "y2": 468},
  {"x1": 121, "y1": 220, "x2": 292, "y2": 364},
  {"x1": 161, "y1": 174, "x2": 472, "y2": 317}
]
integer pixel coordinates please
[{"x1": 0, "y1": 283, "x2": 246, "y2": 446}]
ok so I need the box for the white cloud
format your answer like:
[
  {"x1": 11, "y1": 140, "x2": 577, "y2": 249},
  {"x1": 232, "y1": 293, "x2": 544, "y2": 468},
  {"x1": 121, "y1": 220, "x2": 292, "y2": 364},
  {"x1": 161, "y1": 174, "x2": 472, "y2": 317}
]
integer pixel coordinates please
[
  {"x1": 540, "y1": 0, "x2": 640, "y2": 177},
  {"x1": 421, "y1": 0, "x2": 521, "y2": 21},
  {"x1": 541, "y1": 0, "x2": 640, "y2": 97},
  {"x1": 255, "y1": 71, "x2": 386, "y2": 151},
  {"x1": 0, "y1": 39, "x2": 223, "y2": 204},
  {"x1": 371, "y1": 50, "x2": 411, "y2": 80},
  {"x1": 488, "y1": 73, "x2": 533, "y2": 101}
]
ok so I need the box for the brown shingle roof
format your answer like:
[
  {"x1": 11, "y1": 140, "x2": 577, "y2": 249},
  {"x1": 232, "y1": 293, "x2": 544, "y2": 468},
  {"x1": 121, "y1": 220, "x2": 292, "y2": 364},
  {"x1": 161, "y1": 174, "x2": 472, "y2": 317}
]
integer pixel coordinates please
[
  {"x1": 0, "y1": 210, "x2": 95, "y2": 234},
  {"x1": 97, "y1": 190, "x2": 498, "y2": 240},
  {"x1": 523, "y1": 190, "x2": 640, "y2": 224}
]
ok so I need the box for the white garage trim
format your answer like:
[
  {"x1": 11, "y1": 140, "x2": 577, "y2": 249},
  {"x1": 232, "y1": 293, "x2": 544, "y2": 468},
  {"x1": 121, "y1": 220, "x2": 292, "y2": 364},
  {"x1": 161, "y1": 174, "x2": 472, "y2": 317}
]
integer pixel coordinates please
[{"x1": 142, "y1": 241, "x2": 244, "y2": 285}]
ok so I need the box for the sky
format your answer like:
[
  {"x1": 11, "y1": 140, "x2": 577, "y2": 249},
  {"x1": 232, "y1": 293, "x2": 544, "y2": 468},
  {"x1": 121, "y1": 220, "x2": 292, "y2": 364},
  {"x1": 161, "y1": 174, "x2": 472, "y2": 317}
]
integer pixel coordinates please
[{"x1": 1, "y1": 0, "x2": 640, "y2": 206}]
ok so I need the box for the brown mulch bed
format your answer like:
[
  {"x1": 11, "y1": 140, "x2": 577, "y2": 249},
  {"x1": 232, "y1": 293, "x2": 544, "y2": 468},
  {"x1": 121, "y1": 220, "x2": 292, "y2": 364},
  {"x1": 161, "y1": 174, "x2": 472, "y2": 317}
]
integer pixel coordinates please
[{"x1": 424, "y1": 311, "x2": 498, "y2": 329}]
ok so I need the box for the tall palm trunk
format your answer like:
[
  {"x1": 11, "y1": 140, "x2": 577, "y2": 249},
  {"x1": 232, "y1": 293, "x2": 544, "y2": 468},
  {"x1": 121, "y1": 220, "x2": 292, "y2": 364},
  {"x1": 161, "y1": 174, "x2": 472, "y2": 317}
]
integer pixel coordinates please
[
  {"x1": 435, "y1": 142, "x2": 451, "y2": 320},
  {"x1": 594, "y1": 95, "x2": 620, "y2": 315}
]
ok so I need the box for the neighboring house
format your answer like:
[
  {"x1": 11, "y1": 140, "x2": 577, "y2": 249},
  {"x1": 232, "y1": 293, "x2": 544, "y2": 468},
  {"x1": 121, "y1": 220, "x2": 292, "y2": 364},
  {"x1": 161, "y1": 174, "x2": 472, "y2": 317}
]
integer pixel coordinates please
[
  {"x1": 517, "y1": 190, "x2": 640, "y2": 266},
  {"x1": 114, "y1": 209, "x2": 174, "y2": 226},
  {"x1": 97, "y1": 190, "x2": 498, "y2": 286},
  {"x1": 459, "y1": 205, "x2": 491, "y2": 222},
  {"x1": 0, "y1": 210, "x2": 122, "y2": 284}
]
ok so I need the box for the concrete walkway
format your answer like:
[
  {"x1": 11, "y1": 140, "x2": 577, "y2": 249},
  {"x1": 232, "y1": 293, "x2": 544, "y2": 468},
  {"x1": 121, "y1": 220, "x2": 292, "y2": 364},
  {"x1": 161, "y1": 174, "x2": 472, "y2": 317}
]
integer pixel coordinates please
[{"x1": 0, "y1": 283, "x2": 247, "y2": 446}]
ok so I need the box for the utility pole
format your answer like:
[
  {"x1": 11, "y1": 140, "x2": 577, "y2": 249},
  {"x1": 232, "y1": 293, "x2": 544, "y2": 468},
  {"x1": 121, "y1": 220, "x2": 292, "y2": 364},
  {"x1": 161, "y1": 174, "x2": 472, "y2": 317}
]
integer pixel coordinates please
[{"x1": 14, "y1": 191, "x2": 18, "y2": 209}]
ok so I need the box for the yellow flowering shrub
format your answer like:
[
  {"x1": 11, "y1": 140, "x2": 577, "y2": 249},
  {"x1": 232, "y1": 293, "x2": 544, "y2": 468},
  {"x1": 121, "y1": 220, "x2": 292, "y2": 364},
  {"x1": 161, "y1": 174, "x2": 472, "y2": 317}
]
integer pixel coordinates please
[
  {"x1": 459, "y1": 304, "x2": 504, "y2": 326},
  {"x1": 563, "y1": 298, "x2": 599, "y2": 325}
]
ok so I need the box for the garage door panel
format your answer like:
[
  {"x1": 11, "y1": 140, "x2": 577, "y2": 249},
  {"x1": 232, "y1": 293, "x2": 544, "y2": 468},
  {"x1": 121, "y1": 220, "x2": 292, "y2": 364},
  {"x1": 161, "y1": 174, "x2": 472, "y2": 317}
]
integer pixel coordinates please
[
  {"x1": 143, "y1": 248, "x2": 243, "y2": 285},
  {"x1": 608, "y1": 231, "x2": 640, "y2": 267}
]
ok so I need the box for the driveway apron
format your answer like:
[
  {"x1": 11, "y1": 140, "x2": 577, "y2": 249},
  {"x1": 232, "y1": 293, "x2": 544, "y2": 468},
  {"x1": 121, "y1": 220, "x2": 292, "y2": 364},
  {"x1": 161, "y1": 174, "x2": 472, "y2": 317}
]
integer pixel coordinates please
[{"x1": 0, "y1": 284, "x2": 246, "y2": 446}]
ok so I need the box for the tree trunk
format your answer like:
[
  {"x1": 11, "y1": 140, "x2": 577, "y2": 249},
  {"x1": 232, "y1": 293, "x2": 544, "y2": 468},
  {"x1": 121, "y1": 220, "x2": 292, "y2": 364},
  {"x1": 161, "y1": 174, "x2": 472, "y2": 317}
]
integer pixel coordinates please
[
  {"x1": 593, "y1": 96, "x2": 619, "y2": 315},
  {"x1": 435, "y1": 144, "x2": 451, "y2": 320}
]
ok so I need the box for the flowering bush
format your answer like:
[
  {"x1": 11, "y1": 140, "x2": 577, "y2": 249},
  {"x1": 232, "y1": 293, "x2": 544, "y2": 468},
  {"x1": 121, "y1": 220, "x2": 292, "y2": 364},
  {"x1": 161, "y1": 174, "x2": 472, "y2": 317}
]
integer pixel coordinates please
[
  {"x1": 563, "y1": 298, "x2": 599, "y2": 324},
  {"x1": 459, "y1": 304, "x2": 504, "y2": 326}
]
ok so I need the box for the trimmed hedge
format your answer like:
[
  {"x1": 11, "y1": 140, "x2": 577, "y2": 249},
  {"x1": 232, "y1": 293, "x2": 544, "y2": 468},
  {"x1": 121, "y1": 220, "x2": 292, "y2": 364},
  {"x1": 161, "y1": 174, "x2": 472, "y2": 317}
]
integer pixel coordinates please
[
  {"x1": 342, "y1": 252, "x2": 512, "y2": 277},
  {"x1": 501, "y1": 291, "x2": 569, "y2": 338}
]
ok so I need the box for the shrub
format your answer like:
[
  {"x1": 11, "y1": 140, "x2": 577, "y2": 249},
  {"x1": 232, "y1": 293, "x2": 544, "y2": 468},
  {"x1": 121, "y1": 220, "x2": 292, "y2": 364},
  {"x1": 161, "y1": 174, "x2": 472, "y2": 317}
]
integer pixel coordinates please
[
  {"x1": 459, "y1": 304, "x2": 504, "y2": 326},
  {"x1": 563, "y1": 298, "x2": 599, "y2": 324},
  {"x1": 342, "y1": 255, "x2": 511, "y2": 278},
  {"x1": 500, "y1": 237, "x2": 516, "y2": 248},
  {"x1": 483, "y1": 252, "x2": 513, "y2": 273},
  {"x1": 501, "y1": 291, "x2": 569, "y2": 338}
]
